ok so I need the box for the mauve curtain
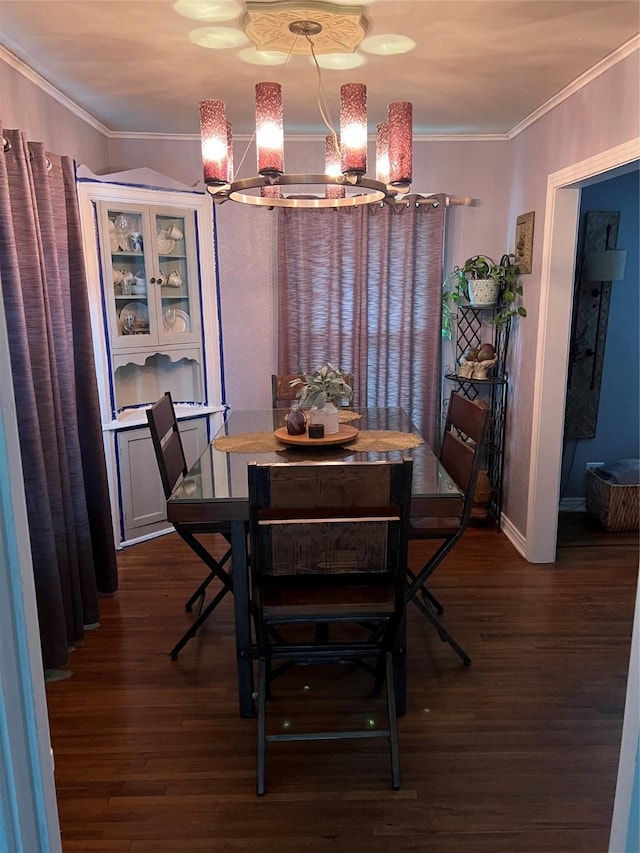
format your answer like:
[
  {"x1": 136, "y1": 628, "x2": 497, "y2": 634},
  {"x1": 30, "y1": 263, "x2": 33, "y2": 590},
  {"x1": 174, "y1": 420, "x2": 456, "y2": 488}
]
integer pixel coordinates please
[
  {"x1": 277, "y1": 195, "x2": 446, "y2": 447},
  {"x1": 0, "y1": 126, "x2": 117, "y2": 671}
]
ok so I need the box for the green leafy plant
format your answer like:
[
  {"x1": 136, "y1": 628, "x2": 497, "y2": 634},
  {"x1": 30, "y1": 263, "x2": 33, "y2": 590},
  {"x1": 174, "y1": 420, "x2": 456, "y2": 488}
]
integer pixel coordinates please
[
  {"x1": 290, "y1": 363, "x2": 353, "y2": 408},
  {"x1": 442, "y1": 253, "x2": 527, "y2": 333}
]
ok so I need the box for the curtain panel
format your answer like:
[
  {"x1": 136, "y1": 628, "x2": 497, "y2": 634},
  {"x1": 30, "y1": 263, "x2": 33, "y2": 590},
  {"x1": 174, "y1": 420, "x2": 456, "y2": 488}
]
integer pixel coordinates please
[
  {"x1": 0, "y1": 127, "x2": 117, "y2": 670},
  {"x1": 277, "y1": 195, "x2": 446, "y2": 447}
]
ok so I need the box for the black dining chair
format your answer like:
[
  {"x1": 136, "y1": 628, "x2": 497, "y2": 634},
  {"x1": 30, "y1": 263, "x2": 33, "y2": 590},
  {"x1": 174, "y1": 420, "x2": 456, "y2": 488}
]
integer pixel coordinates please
[
  {"x1": 248, "y1": 458, "x2": 413, "y2": 795},
  {"x1": 406, "y1": 391, "x2": 491, "y2": 666},
  {"x1": 147, "y1": 392, "x2": 233, "y2": 660}
]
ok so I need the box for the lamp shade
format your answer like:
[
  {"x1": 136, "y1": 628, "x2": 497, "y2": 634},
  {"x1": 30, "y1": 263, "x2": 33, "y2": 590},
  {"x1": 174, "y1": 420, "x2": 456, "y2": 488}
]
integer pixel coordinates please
[
  {"x1": 376, "y1": 122, "x2": 389, "y2": 185},
  {"x1": 340, "y1": 83, "x2": 367, "y2": 175},
  {"x1": 325, "y1": 134, "x2": 345, "y2": 199},
  {"x1": 261, "y1": 184, "x2": 282, "y2": 200},
  {"x1": 255, "y1": 82, "x2": 284, "y2": 177},
  {"x1": 200, "y1": 99, "x2": 230, "y2": 185},
  {"x1": 225, "y1": 121, "x2": 234, "y2": 183},
  {"x1": 583, "y1": 249, "x2": 628, "y2": 282},
  {"x1": 388, "y1": 101, "x2": 412, "y2": 189}
]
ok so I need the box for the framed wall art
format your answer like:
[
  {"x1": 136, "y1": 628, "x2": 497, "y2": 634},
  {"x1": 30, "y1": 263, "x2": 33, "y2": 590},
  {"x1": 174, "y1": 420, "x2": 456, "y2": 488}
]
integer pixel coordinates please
[{"x1": 514, "y1": 211, "x2": 535, "y2": 274}]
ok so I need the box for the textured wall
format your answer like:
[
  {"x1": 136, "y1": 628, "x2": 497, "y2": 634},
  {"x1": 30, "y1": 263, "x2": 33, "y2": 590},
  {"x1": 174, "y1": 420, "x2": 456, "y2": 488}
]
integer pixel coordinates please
[
  {"x1": 506, "y1": 50, "x2": 639, "y2": 533},
  {"x1": 1, "y1": 56, "x2": 110, "y2": 170},
  {"x1": 3, "y1": 46, "x2": 638, "y2": 543}
]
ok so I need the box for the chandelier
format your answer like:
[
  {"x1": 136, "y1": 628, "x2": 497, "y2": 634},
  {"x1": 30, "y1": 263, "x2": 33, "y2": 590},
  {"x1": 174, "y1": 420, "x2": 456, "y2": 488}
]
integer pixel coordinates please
[{"x1": 198, "y1": 3, "x2": 413, "y2": 208}]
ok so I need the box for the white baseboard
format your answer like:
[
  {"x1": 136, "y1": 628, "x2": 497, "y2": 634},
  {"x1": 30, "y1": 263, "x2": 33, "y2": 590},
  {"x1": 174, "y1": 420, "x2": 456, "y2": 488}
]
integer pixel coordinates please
[{"x1": 500, "y1": 512, "x2": 527, "y2": 559}]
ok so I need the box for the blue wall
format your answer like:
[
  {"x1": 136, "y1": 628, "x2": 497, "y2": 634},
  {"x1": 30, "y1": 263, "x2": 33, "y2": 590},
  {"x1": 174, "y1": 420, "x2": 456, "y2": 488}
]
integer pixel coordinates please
[{"x1": 562, "y1": 169, "x2": 640, "y2": 500}]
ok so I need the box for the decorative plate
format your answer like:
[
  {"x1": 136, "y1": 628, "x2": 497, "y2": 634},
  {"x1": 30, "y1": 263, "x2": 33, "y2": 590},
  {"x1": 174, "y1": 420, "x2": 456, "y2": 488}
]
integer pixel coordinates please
[
  {"x1": 163, "y1": 308, "x2": 191, "y2": 333},
  {"x1": 119, "y1": 301, "x2": 149, "y2": 333},
  {"x1": 157, "y1": 235, "x2": 175, "y2": 254},
  {"x1": 274, "y1": 424, "x2": 359, "y2": 446}
]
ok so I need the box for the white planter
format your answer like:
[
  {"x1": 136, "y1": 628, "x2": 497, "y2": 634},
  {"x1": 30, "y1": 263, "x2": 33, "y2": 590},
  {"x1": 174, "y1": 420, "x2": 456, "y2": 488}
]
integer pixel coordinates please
[
  {"x1": 468, "y1": 278, "x2": 499, "y2": 307},
  {"x1": 310, "y1": 401, "x2": 340, "y2": 434}
]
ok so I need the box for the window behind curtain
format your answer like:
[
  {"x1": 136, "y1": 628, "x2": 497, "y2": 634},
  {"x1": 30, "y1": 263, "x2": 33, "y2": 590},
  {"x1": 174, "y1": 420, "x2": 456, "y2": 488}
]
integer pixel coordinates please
[{"x1": 277, "y1": 196, "x2": 446, "y2": 447}]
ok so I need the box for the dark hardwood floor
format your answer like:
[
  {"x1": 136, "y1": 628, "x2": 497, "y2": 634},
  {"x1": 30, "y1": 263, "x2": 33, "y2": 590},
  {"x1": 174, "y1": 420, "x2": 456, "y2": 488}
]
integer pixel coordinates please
[{"x1": 45, "y1": 520, "x2": 638, "y2": 852}]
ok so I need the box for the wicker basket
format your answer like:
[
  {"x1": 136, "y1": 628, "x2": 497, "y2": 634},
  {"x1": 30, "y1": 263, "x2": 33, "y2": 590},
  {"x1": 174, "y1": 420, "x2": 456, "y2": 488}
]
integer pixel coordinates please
[{"x1": 586, "y1": 468, "x2": 640, "y2": 532}]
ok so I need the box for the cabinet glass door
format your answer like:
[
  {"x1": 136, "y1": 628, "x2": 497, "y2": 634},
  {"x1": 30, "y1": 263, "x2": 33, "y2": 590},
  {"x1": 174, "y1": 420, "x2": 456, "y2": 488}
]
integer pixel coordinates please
[
  {"x1": 153, "y1": 212, "x2": 196, "y2": 343},
  {"x1": 106, "y1": 205, "x2": 153, "y2": 343}
]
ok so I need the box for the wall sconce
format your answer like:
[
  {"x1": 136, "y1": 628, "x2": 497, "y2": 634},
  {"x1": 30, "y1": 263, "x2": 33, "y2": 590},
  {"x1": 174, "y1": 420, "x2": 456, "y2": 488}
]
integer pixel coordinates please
[
  {"x1": 583, "y1": 249, "x2": 627, "y2": 283},
  {"x1": 581, "y1": 246, "x2": 627, "y2": 391}
]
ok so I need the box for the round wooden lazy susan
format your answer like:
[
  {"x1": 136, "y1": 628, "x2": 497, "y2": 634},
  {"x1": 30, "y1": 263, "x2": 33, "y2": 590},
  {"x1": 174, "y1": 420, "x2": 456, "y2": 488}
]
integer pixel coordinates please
[{"x1": 274, "y1": 424, "x2": 359, "y2": 447}]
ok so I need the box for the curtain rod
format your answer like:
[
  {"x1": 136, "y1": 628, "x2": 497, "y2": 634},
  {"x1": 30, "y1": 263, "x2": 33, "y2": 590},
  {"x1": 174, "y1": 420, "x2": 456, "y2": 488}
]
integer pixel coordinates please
[{"x1": 394, "y1": 195, "x2": 472, "y2": 207}]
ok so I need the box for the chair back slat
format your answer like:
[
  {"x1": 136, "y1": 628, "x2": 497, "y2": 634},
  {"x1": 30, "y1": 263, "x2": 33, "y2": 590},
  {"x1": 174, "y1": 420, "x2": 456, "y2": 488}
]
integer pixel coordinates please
[
  {"x1": 440, "y1": 391, "x2": 491, "y2": 524},
  {"x1": 146, "y1": 392, "x2": 188, "y2": 498},
  {"x1": 249, "y1": 461, "x2": 412, "y2": 580},
  {"x1": 446, "y1": 392, "x2": 488, "y2": 444},
  {"x1": 440, "y1": 431, "x2": 475, "y2": 493},
  {"x1": 269, "y1": 463, "x2": 389, "y2": 509}
]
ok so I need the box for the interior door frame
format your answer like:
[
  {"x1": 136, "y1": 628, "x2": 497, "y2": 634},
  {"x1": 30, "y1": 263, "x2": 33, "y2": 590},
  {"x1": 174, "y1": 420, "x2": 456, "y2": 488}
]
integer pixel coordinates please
[{"x1": 526, "y1": 137, "x2": 640, "y2": 563}]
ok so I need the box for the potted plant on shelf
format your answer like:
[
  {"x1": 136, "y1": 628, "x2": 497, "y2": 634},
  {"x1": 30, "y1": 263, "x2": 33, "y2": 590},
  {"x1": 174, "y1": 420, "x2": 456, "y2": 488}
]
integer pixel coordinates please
[
  {"x1": 443, "y1": 253, "x2": 527, "y2": 330},
  {"x1": 290, "y1": 363, "x2": 353, "y2": 434}
]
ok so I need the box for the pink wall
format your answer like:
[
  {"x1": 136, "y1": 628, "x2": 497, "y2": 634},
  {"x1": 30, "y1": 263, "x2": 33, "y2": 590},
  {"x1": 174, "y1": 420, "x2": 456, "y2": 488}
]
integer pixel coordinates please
[
  {"x1": 504, "y1": 51, "x2": 639, "y2": 533},
  {"x1": 3, "y1": 46, "x2": 638, "y2": 541},
  {"x1": 2, "y1": 56, "x2": 110, "y2": 170}
]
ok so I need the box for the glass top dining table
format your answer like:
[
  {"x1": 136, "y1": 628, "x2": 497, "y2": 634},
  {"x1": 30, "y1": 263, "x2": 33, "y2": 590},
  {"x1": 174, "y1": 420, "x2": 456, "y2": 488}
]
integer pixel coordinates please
[{"x1": 167, "y1": 407, "x2": 462, "y2": 717}]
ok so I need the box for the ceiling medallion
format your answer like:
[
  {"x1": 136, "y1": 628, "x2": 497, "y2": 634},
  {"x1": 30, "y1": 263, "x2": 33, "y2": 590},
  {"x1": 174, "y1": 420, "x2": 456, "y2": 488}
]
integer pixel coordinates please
[{"x1": 242, "y1": 1, "x2": 369, "y2": 54}]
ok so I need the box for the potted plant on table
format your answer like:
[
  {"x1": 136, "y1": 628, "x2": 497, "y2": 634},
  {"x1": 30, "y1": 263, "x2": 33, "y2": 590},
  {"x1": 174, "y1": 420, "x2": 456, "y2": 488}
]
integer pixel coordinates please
[{"x1": 290, "y1": 363, "x2": 353, "y2": 435}]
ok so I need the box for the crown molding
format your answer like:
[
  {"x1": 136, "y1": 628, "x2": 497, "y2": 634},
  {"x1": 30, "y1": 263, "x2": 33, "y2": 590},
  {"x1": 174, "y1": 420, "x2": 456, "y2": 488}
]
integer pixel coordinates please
[
  {"x1": 2, "y1": 35, "x2": 637, "y2": 144},
  {"x1": 0, "y1": 43, "x2": 111, "y2": 137},
  {"x1": 508, "y1": 34, "x2": 640, "y2": 140}
]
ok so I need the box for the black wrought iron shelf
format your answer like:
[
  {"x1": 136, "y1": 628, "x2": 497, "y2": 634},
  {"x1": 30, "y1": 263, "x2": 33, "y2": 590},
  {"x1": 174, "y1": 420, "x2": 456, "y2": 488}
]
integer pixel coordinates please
[
  {"x1": 444, "y1": 301, "x2": 511, "y2": 528},
  {"x1": 445, "y1": 373, "x2": 507, "y2": 386}
]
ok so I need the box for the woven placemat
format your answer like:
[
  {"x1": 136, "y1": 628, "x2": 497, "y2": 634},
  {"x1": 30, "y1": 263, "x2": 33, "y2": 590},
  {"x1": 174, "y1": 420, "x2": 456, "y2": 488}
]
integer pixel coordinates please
[
  {"x1": 339, "y1": 410, "x2": 362, "y2": 423},
  {"x1": 213, "y1": 429, "x2": 422, "y2": 454}
]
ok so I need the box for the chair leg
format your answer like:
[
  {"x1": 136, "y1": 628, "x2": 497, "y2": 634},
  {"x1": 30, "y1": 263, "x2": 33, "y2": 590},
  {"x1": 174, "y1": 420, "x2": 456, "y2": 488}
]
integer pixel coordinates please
[
  {"x1": 421, "y1": 587, "x2": 444, "y2": 615},
  {"x1": 385, "y1": 651, "x2": 401, "y2": 790},
  {"x1": 373, "y1": 653, "x2": 385, "y2": 696},
  {"x1": 184, "y1": 547, "x2": 232, "y2": 612},
  {"x1": 410, "y1": 595, "x2": 472, "y2": 667},
  {"x1": 169, "y1": 584, "x2": 231, "y2": 660},
  {"x1": 257, "y1": 657, "x2": 267, "y2": 796}
]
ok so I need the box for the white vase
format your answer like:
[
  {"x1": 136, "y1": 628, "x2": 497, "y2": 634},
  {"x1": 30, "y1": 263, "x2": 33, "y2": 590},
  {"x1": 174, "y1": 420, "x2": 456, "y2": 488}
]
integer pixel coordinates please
[
  {"x1": 468, "y1": 278, "x2": 499, "y2": 307},
  {"x1": 310, "y1": 401, "x2": 340, "y2": 434}
]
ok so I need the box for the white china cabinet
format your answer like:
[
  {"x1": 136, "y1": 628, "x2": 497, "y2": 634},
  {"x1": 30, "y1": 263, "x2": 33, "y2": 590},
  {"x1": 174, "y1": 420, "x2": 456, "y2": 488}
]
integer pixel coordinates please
[{"x1": 77, "y1": 168, "x2": 225, "y2": 547}]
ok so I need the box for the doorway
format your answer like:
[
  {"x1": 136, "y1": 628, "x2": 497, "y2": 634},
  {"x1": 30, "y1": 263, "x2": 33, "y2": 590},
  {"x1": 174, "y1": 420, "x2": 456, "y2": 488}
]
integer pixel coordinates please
[
  {"x1": 526, "y1": 138, "x2": 640, "y2": 564},
  {"x1": 559, "y1": 170, "x2": 639, "y2": 514}
]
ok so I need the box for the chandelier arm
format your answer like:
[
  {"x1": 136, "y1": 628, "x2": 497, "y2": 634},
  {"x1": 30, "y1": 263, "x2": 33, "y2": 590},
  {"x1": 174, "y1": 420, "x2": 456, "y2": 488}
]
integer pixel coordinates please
[{"x1": 208, "y1": 174, "x2": 395, "y2": 208}]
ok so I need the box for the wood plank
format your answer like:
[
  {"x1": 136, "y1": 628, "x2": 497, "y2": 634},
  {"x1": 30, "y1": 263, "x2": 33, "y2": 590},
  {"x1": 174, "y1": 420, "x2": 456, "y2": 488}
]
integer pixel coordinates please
[{"x1": 45, "y1": 523, "x2": 638, "y2": 851}]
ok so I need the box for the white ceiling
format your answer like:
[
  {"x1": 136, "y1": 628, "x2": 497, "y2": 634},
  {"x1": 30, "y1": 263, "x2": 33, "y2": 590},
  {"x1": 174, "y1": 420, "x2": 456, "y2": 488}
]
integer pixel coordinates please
[{"x1": 1, "y1": 0, "x2": 639, "y2": 138}]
